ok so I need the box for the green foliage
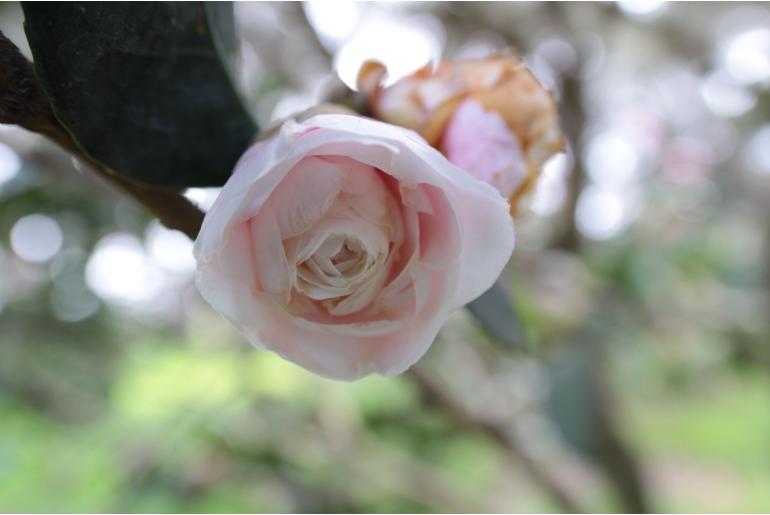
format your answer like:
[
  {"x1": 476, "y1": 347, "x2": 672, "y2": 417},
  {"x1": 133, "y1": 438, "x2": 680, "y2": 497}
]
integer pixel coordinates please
[{"x1": 466, "y1": 281, "x2": 525, "y2": 351}]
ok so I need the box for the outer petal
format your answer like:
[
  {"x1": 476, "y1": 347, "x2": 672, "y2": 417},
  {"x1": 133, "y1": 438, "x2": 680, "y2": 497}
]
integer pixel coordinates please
[
  {"x1": 194, "y1": 122, "x2": 363, "y2": 263},
  {"x1": 246, "y1": 267, "x2": 454, "y2": 380},
  {"x1": 195, "y1": 114, "x2": 515, "y2": 380},
  {"x1": 197, "y1": 236, "x2": 451, "y2": 379}
]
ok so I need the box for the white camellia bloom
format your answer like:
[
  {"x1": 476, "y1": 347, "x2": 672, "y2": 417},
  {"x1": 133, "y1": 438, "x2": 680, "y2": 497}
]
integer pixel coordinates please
[{"x1": 194, "y1": 114, "x2": 514, "y2": 380}]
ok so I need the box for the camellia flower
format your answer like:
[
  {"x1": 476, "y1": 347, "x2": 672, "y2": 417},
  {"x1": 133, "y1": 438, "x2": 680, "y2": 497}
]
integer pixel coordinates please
[
  {"x1": 357, "y1": 53, "x2": 564, "y2": 214},
  {"x1": 194, "y1": 114, "x2": 514, "y2": 380}
]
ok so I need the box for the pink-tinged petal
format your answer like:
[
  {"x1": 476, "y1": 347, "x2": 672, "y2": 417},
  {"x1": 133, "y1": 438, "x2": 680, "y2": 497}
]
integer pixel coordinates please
[
  {"x1": 247, "y1": 266, "x2": 454, "y2": 380},
  {"x1": 415, "y1": 184, "x2": 460, "y2": 271},
  {"x1": 194, "y1": 114, "x2": 515, "y2": 380},
  {"x1": 267, "y1": 156, "x2": 344, "y2": 239},
  {"x1": 195, "y1": 222, "x2": 266, "y2": 350},
  {"x1": 298, "y1": 115, "x2": 515, "y2": 306},
  {"x1": 295, "y1": 114, "x2": 501, "y2": 198},
  {"x1": 194, "y1": 120, "x2": 371, "y2": 263},
  {"x1": 441, "y1": 99, "x2": 527, "y2": 198},
  {"x1": 359, "y1": 55, "x2": 564, "y2": 213},
  {"x1": 247, "y1": 211, "x2": 291, "y2": 298}
]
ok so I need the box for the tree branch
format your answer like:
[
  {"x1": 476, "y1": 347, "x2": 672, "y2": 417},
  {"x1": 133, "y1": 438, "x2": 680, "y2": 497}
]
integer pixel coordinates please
[
  {"x1": 408, "y1": 367, "x2": 585, "y2": 513},
  {"x1": 0, "y1": 30, "x2": 205, "y2": 240}
]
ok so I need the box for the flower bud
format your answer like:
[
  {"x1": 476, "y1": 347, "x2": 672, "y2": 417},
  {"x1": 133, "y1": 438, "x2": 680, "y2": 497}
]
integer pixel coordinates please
[{"x1": 358, "y1": 53, "x2": 564, "y2": 214}]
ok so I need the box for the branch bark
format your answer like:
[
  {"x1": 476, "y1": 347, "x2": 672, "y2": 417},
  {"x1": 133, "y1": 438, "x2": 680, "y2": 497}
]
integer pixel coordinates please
[
  {"x1": 409, "y1": 367, "x2": 585, "y2": 513},
  {"x1": 0, "y1": 31, "x2": 205, "y2": 240}
]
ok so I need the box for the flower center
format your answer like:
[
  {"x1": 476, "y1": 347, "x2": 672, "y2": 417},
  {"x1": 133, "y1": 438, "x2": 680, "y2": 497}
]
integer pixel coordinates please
[{"x1": 297, "y1": 235, "x2": 373, "y2": 293}]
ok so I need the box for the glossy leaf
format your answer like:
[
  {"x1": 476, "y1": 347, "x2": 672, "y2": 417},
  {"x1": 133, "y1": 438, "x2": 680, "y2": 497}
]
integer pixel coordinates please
[{"x1": 23, "y1": 2, "x2": 257, "y2": 188}]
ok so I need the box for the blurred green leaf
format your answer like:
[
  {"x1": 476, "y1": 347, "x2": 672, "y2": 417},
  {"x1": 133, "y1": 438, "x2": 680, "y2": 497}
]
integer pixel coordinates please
[
  {"x1": 547, "y1": 341, "x2": 602, "y2": 459},
  {"x1": 22, "y1": 2, "x2": 257, "y2": 187},
  {"x1": 465, "y1": 281, "x2": 524, "y2": 350}
]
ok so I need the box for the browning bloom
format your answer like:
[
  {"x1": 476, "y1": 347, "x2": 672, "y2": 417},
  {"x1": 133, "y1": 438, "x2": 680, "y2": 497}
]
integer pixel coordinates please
[{"x1": 358, "y1": 54, "x2": 564, "y2": 213}]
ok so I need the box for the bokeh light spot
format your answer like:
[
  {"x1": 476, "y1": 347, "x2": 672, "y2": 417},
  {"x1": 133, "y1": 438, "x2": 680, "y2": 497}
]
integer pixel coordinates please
[
  {"x1": 720, "y1": 28, "x2": 770, "y2": 85},
  {"x1": 334, "y1": 14, "x2": 444, "y2": 90},
  {"x1": 585, "y1": 132, "x2": 639, "y2": 185},
  {"x1": 576, "y1": 186, "x2": 630, "y2": 240},
  {"x1": 10, "y1": 214, "x2": 63, "y2": 263},
  {"x1": 746, "y1": 124, "x2": 770, "y2": 175},
  {"x1": 531, "y1": 153, "x2": 570, "y2": 217},
  {"x1": 145, "y1": 221, "x2": 196, "y2": 275},
  {"x1": 303, "y1": 0, "x2": 360, "y2": 50},
  {"x1": 0, "y1": 142, "x2": 22, "y2": 186},
  {"x1": 86, "y1": 233, "x2": 164, "y2": 305},
  {"x1": 617, "y1": 0, "x2": 667, "y2": 19},
  {"x1": 700, "y1": 70, "x2": 756, "y2": 118},
  {"x1": 184, "y1": 187, "x2": 221, "y2": 211}
]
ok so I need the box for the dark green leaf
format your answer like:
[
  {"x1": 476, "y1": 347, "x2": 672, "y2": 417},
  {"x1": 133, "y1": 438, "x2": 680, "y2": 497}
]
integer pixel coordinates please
[
  {"x1": 22, "y1": 2, "x2": 257, "y2": 188},
  {"x1": 465, "y1": 281, "x2": 524, "y2": 350},
  {"x1": 546, "y1": 341, "x2": 602, "y2": 459}
]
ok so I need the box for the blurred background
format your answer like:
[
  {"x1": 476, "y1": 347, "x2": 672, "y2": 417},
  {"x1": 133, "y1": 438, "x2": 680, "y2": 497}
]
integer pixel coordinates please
[{"x1": 1, "y1": 1, "x2": 770, "y2": 512}]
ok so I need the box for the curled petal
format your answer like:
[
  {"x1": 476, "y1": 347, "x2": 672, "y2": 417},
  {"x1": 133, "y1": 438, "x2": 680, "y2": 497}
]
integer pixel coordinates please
[
  {"x1": 194, "y1": 114, "x2": 514, "y2": 380},
  {"x1": 441, "y1": 99, "x2": 527, "y2": 198},
  {"x1": 358, "y1": 54, "x2": 564, "y2": 213}
]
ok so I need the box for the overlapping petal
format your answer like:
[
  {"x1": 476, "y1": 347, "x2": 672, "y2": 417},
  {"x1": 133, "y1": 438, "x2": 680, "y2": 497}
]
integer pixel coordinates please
[{"x1": 194, "y1": 114, "x2": 515, "y2": 380}]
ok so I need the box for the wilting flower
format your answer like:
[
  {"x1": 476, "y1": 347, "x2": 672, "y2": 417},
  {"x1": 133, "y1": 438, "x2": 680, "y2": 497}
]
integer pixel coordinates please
[
  {"x1": 194, "y1": 114, "x2": 514, "y2": 380},
  {"x1": 358, "y1": 54, "x2": 564, "y2": 213}
]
